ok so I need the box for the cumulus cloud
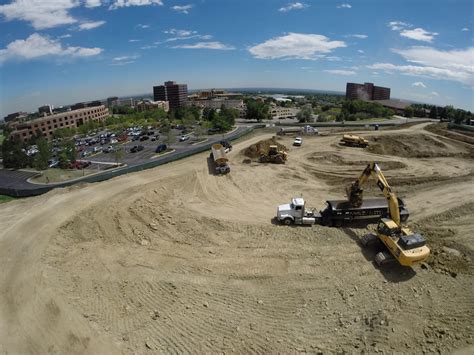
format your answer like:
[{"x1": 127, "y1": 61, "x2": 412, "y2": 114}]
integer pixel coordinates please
[
  {"x1": 367, "y1": 46, "x2": 474, "y2": 85},
  {"x1": 171, "y1": 4, "x2": 193, "y2": 14},
  {"x1": 412, "y1": 81, "x2": 426, "y2": 88},
  {"x1": 278, "y1": 2, "x2": 308, "y2": 12},
  {"x1": 172, "y1": 41, "x2": 235, "y2": 50},
  {"x1": 0, "y1": 33, "x2": 102, "y2": 63},
  {"x1": 324, "y1": 69, "x2": 356, "y2": 75},
  {"x1": 78, "y1": 20, "x2": 106, "y2": 30},
  {"x1": 0, "y1": 0, "x2": 79, "y2": 30},
  {"x1": 163, "y1": 28, "x2": 212, "y2": 42},
  {"x1": 136, "y1": 24, "x2": 150, "y2": 29},
  {"x1": 388, "y1": 21, "x2": 410, "y2": 31},
  {"x1": 337, "y1": 4, "x2": 352, "y2": 9},
  {"x1": 400, "y1": 28, "x2": 438, "y2": 42},
  {"x1": 110, "y1": 0, "x2": 163, "y2": 10},
  {"x1": 357, "y1": 49, "x2": 364, "y2": 53},
  {"x1": 248, "y1": 33, "x2": 346, "y2": 60},
  {"x1": 129, "y1": 39, "x2": 141, "y2": 42},
  {"x1": 461, "y1": 27, "x2": 469, "y2": 31}
]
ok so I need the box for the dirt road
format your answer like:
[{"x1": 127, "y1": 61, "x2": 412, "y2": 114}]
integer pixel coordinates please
[{"x1": 0, "y1": 123, "x2": 473, "y2": 354}]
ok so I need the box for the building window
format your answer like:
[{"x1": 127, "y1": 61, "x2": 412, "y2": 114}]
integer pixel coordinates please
[
  {"x1": 60, "y1": 123, "x2": 63, "y2": 127},
  {"x1": 54, "y1": 125, "x2": 58, "y2": 128}
]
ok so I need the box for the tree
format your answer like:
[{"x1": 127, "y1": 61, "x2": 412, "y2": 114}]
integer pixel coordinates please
[
  {"x1": 33, "y1": 137, "x2": 51, "y2": 170},
  {"x1": 2, "y1": 137, "x2": 29, "y2": 169},
  {"x1": 58, "y1": 151, "x2": 69, "y2": 169},
  {"x1": 296, "y1": 105, "x2": 313, "y2": 123},
  {"x1": 165, "y1": 130, "x2": 176, "y2": 145},
  {"x1": 112, "y1": 146, "x2": 124, "y2": 166},
  {"x1": 429, "y1": 106, "x2": 438, "y2": 119},
  {"x1": 245, "y1": 100, "x2": 271, "y2": 121},
  {"x1": 404, "y1": 106, "x2": 414, "y2": 118},
  {"x1": 62, "y1": 140, "x2": 76, "y2": 163}
]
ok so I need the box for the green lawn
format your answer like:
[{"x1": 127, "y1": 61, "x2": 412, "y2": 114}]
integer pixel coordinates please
[
  {"x1": 0, "y1": 195, "x2": 15, "y2": 204},
  {"x1": 31, "y1": 168, "x2": 97, "y2": 184}
]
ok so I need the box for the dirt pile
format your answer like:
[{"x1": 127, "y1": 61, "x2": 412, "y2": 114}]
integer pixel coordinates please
[
  {"x1": 367, "y1": 134, "x2": 454, "y2": 158},
  {"x1": 425, "y1": 123, "x2": 474, "y2": 145},
  {"x1": 243, "y1": 137, "x2": 287, "y2": 159}
]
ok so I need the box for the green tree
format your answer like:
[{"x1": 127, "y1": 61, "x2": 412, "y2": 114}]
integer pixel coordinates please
[
  {"x1": 429, "y1": 106, "x2": 438, "y2": 119},
  {"x1": 404, "y1": 106, "x2": 414, "y2": 118},
  {"x1": 2, "y1": 137, "x2": 28, "y2": 169},
  {"x1": 245, "y1": 100, "x2": 271, "y2": 121},
  {"x1": 296, "y1": 105, "x2": 313, "y2": 123},
  {"x1": 165, "y1": 130, "x2": 176, "y2": 145},
  {"x1": 112, "y1": 146, "x2": 124, "y2": 166},
  {"x1": 62, "y1": 140, "x2": 76, "y2": 163},
  {"x1": 58, "y1": 151, "x2": 69, "y2": 169},
  {"x1": 33, "y1": 138, "x2": 51, "y2": 170}
]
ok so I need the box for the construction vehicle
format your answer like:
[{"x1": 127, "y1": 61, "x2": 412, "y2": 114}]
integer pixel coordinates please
[
  {"x1": 353, "y1": 163, "x2": 430, "y2": 267},
  {"x1": 277, "y1": 198, "x2": 321, "y2": 225},
  {"x1": 259, "y1": 145, "x2": 288, "y2": 164},
  {"x1": 277, "y1": 197, "x2": 409, "y2": 227},
  {"x1": 277, "y1": 126, "x2": 318, "y2": 136},
  {"x1": 341, "y1": 134, "x2": 369, "y2": 147},
  {"x1": 210, "y1": 143, "x2": 230, "y2": 174}
]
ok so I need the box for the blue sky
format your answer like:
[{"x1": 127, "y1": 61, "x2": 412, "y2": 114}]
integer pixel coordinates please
[{"x1": 0, "y1": 0, "x2": 473, "y2": 117}]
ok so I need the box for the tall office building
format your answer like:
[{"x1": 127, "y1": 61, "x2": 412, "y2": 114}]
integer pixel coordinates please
[
  {"x1": 346, "y1": 82, "x2": 390, "y2": 101},
  {"x1": 153, "y1": 81, "x2": 188, "y2": 110}
]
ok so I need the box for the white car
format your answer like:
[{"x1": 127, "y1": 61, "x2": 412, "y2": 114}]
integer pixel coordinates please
[{"x1": 293, "y1": 137, "x2": 303, "y2": 146}]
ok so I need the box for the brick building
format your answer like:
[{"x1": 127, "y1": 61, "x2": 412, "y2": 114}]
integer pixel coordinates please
[
  {"x1": 346, "y1": 82, "x2": 390, "y2": 101},
  {"x1": 9, "y1": 105, "x2": 109, "y2": 142},
  {"x1": 153, "y1": 81, "x2": 188, "y2": 110}
]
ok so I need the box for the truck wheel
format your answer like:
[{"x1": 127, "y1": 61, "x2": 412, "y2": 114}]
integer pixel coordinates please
[
  {"x1": 282, "y1": 218, "x2": 293, "y2": 226},
  {"x1": 375, "y1": 251, "x2": 394, "y2": 266},
  {"x1": 361, "y1": 233, "x2": 378, "y2": 247}
]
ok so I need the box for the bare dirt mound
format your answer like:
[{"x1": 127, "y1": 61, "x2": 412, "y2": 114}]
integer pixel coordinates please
[
  {"x1": 243, "y1": 137, "x2": 287, "y2": 159},
  {"x1": 425, "y1": 123, "x2": 474, "y2": 145},
  {"x1": 367, "y1": 134, "x2": 470, "y2": 158},
  {"x1": 307, "y1": 152, "x2": 407, "y2": 170}
]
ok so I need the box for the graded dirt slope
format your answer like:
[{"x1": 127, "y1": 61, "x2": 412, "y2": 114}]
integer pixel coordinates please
[{"x1": 0, "y1": 123, "x2": 473, "y2": 354}]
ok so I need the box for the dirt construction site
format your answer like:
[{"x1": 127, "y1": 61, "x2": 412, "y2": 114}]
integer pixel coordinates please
[{"x1": 0, "y1": 122, "x2": 473, "y2": 354}]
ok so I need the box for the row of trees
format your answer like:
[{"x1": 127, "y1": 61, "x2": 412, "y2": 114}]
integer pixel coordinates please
[
  {"x1": 408, "y1": 104, "x2": 472, "y2": 124},
  {"x1": 337, "y1": 100, "x2": 394, "y2": 121}
]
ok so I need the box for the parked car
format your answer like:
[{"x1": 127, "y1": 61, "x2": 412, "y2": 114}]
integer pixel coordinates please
[
  {"x1": 150, "y1": 136, "x2": 157, "y2": 141},
  {"x1": 140, "y1": 135, "x2": 150, "y2": 141},
  {"x1": 48, "y1": 159, "x2": 59, "y2": 168},
  {"x1": 293, "y1": 137, "x2": 303, "y2": 146},
  {"x1": 155, "y1": 144, "x2": 167, "y2": 153},
  {"x1": 92, "y1": 146, "x2": 102, "y2": 153},
  {"x1": 130, "y1": 145, "x2": 144, "y2": 153},
  {"x1": 208, "y1": 127, "x2": 221, "y2": 134},
  {"x1": 179, "y1": 135, "x2": 190, "y2": 142},
  {"x1": 68, "y1": 160, "x2": 91, "y2": 169},
  {"x1": 103, "y1": 145, "x2": 114, "y2": 153}
]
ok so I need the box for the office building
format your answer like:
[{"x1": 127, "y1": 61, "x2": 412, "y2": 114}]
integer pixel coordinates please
[
  {"x1": 135, "y1": 100, "x2": 169, "y2": 112},
  {"x1": 3, "y1": 112, "x2": 28, "y2": 123},
  {"x1": 153, "y1": 81, "x2": 188, "y2": 110},
  {"x1": 9, "y1": 105, "x2": 109, "y2": 142},
  {"x1": 346, "y1": 82, "x2": 390, "y2": 101},
  {"x1": 38, "y1": 105, "x2": 53, "y2": 115}
]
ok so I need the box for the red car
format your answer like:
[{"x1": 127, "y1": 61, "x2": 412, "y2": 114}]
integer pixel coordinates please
[{"x1": 68, "y1": 160, "x2": 91, "y2": 169}]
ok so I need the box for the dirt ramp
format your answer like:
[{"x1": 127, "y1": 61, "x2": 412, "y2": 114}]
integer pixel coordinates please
[{"x1": 243, "y1": 137, "x2": 287, "y2": 159}]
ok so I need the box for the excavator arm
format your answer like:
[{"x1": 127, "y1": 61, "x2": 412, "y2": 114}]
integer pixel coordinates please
[{"x1": 346, "y1": 163, "x2": 401, "y2": 225}]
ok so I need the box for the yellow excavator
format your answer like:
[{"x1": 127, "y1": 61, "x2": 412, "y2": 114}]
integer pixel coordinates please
[{"x1": 347, "y1": 163, "x2": 430, "y2": 267}]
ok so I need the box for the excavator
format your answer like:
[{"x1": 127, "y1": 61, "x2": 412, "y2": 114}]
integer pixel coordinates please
[{"x1": 347, "y1": 162, "x2": 430, "y2": 267}]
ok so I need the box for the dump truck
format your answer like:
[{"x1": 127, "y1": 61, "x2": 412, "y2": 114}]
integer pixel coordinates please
[
  {"x1": 259, "y1": 145, "x2": 288, "y2": 164},
  {"x1": 340, "y1": 134, "x2": 369, "y2": 147},
  {"x1": 210, "y1": 143, "x2": 230, "y2": 174},
  {"x1": 276, "y1": 197, "x2": 409, "y2": 227}
]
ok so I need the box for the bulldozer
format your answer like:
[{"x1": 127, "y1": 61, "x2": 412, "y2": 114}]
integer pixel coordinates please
[
  {"x1": 259, "y1": 145, "x2": 288, "y2": 164},
  {"x1": 341, "y1": 134, "x2": 369, "y2": 148}
]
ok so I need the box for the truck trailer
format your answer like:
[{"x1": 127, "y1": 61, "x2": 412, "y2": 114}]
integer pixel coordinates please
[
  {"x1": 277, "y1": 197, "x2": 409, "y2": 227},
  {"x1": 210, "y1": 143, "x2": 231, "y2": 174}
]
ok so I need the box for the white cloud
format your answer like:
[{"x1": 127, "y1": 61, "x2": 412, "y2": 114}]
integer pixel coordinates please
[
  {"x1": 0, "y1": 33, "x2": 102, "y2": 63},
  {"x1": 171, "y1": 4, "x2": 193, "y2": 14},
  {"x1": 136, "y1": 24, "x2": 150, "y2": 29},
  {"x1": 0, "y1": 0, "x2": 79, "y2": 30},
  {"x1": 128, "y1": 39, "x2": 141, "y2": 42},
  {"x1": 412, "y1": 81, "x2": 426, "y2": 88},
  {"x1": 357, "y1": 49, "x2": 364, "y2": 53},
  {"x1": 324, "y1": 69, "x2": 356, "y2": 75},
  {"x1": 400, "y1": 28, "x2": 438, "y2": 42},
  {"x1": 388, "y1": 21, "x2": 410, "y2": 31},
  {"x1": 85, "y1": 0, "x2": 102, "y2": 8},
  {"x1": 337, "y1": 4, "x2": 352, "y2": 9},
  {"x1": 172, "y1": 41, "x2": 235, "y2": 50},
  {"x1": 346, "y1": 34, "x2": 368, "y2": 39},
  {"x1": 248, "y1": 33, "x2": 346, "y2": 60},
  {"x1": 163, "y1": 29, "x2": 212, "y2": 42},
  {"x1": 461, "y1": 27, "x2": 469, "y2": 31},
  {"x1": 368, "y1": 46, "x2": 474, "y2": 85},
  {"x1": 78, "y1": 20, "x2": 106, "y2": 30},
  {"x1": 278, "y1": 2, "x2": 308, "y2": 12},
  {"x1": 59, "y1": 34, "x2": 72, "y2": 39},
  {"x1": 110, "y1": 0, "x2": 163, "y2": 10},
  {"x1": 140, "y1": 45, "x2": 157, "y2": 50},
  {"x1": 430, "y1": 91, "x2": 439, "y2": 97},
  {"x1": 111, "y1": 54, "x2": 138, "y2": 65}
]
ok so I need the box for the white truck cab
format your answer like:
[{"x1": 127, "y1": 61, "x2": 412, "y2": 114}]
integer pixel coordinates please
[{"x1": 277, "y1": 198, "x2": 321, "y2": 225}]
